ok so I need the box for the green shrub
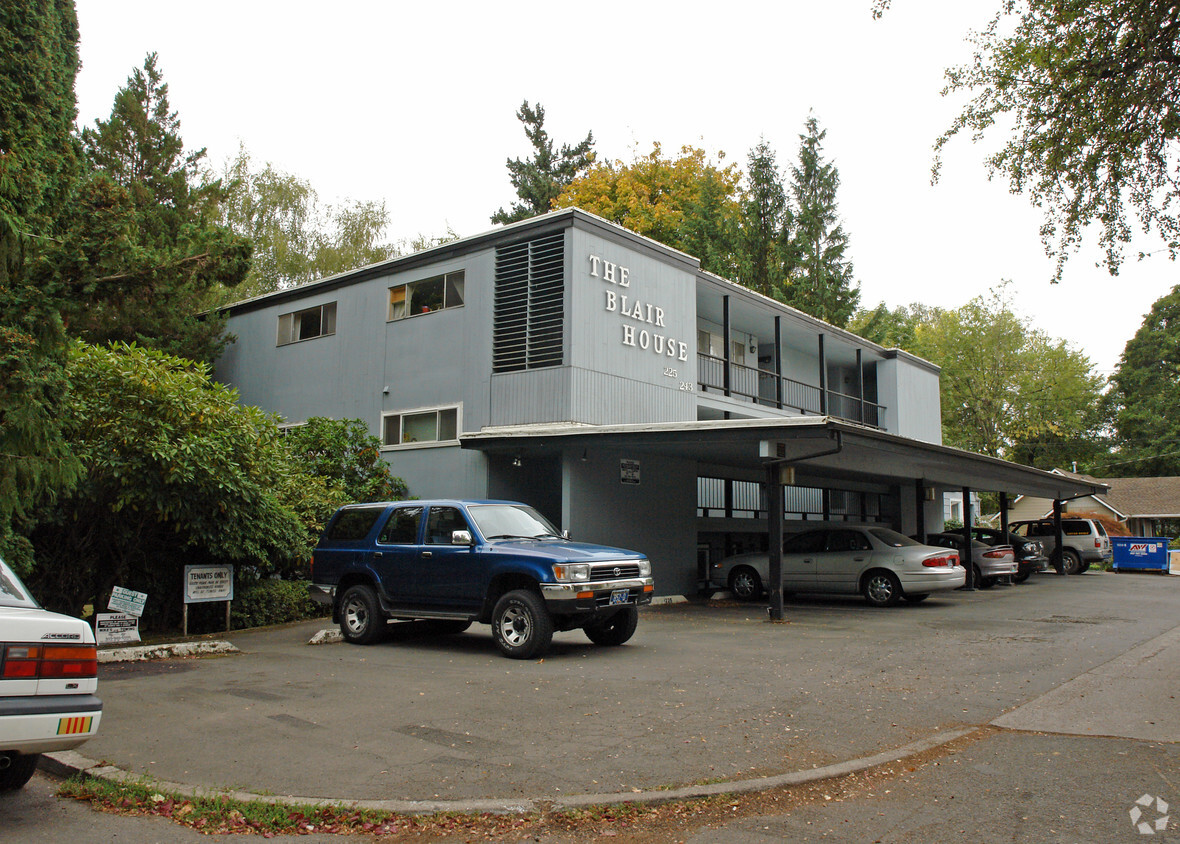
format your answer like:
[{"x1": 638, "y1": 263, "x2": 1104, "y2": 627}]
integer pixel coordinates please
[{"x1": 228, "y1": 579, "x2": 324, "y2": 630}]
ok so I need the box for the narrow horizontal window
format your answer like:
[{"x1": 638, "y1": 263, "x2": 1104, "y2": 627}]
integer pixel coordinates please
[
  {"x1": 381, "y1": 405, "x2": 461, "y2": 448},
  {"x1": 389, "y1": 271, "x2": 465, "y2": 321},
  {"x1": 277, "y1": 302, "x2": 336, "y2": 346}
]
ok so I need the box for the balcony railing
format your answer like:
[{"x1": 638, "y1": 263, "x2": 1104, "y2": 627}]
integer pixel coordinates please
[{"x1": 698, "y1": 353, "x2": 883, "y2": 429}]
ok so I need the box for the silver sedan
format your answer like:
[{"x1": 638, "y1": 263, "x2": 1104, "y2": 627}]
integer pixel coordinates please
[{"x1": 709, "y1": 526, "x2": 966, "y2": 607}]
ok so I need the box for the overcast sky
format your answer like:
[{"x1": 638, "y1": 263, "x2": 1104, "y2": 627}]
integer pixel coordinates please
[{"x1": 73, "y1": 0, "x2": 1175, "y2": 376}]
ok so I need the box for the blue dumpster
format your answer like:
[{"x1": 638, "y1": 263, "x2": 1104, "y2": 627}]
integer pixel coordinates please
[{"x1": 1111, "y1": 537, "x2": 1171, "y2": 573}]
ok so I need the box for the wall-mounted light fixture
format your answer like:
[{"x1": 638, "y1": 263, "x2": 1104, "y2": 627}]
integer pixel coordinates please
[
  {"x1": 512, "y1": 453, "x2": 522, "y2": 468},
  {"x1": 382, "y1": 386, "x2": 390, "y2": 395},
  {"x1": 581, "y1": 448, "x2": 588, "y2": 462}
]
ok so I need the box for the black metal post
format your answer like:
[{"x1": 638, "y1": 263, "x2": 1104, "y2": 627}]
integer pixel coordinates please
[
  {"x1": 856, "y1": 348, "x2": 864, "y2": 424},
  {"x1": 1053, "y1": 499, "x2": 1065, "y2": 575},
  {"x1": 962, "y1": 486, "x2": 975, "y2": 590},
  {"x1": 999, "y1": 492, "x2": 1009, "y2": 536},
  {"x1": 817, "y1": 334, "x2": 827, "y2": 414},
  {"x1": 767, "y1": 464, "x2": 785, "y2": 622},
  {"x1": 774, "y1": 316, "x2": 783, "y2": 409},
  {"x1": 915, "y1": 479, "x2": 927, "y2": 542},
  {"x1": 722, "y1": 295, "x2": 731, "y2": 397}
]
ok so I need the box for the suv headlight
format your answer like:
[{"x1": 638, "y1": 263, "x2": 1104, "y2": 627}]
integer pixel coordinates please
[
  {"x1": 552, "y1": 563, "x2": 590, "y2": 582},
  {"x1": 637, "y1": 559, "x2": 651, "y2": 577}
]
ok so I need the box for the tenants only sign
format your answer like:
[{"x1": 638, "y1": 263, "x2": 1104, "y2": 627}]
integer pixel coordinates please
[{"x1": 183, "y1": 564, "x2": 234, "y2": 604}]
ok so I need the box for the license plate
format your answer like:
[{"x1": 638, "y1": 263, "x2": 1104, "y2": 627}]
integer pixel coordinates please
[{"x1": 609, "y1": 589, "x2": 630, "y2": 605}]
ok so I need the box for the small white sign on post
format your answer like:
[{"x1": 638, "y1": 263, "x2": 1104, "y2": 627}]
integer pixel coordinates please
[
  {"x1": 184, "y1": 565, "x2": 234, "y2": 604},
  {"x1": 96, "y1": 612, "x2": 140, "y2": 645},
  {"x1": 108, "y1": 585, "x2": 148, "y2": 617},
  {"x1": 183, "y1": 564, "x2": 234, "y2": 636}
]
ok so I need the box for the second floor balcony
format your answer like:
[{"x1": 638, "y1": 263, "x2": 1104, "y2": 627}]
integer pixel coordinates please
[{"x1": 698, "y1": 353, "x2": 883, "y2": 428}]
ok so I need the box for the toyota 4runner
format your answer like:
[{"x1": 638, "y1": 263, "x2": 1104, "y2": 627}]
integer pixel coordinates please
[{"x1": 310, "y1": 500, "x2": 654, "y2": 659}]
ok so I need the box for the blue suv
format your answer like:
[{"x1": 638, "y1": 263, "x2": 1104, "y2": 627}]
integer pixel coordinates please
[{"x1": 310, "y1": 500, "x2": 654, "y2": 659}]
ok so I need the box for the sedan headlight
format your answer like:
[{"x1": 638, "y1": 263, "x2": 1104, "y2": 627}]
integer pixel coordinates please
[
  {"x1": 552, "y1": 563, "x2": 590, "y2": 582},
  {"x1": 637, "y1": 559, "x2": 651, "y2": 577}
]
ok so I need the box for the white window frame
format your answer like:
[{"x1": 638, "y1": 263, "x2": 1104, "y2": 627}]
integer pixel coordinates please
[
  {"x1": 277, "y1": 302, "x2": 337, "y2": 346},
  {"x1": 381, "y1": 404, "x2": 462, "y2": 450}
]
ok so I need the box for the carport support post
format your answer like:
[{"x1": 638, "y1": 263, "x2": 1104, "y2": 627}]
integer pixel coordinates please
[
  {"x1": 1053, "y1": 498, "x2": 1065, "y2": 575},
  {"x1": 767, "y1": 462, "x2": 785, "y2": 622},
  {"x1": 999, "y1": 492, "x2": 1009, "y2": 535},
  {"x1": 962, "y1": 486, "x2": 975, "y2": 590}
]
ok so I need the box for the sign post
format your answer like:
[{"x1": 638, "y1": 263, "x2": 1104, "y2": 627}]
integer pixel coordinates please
[{"x1": 183, "y1": 564, "x2": 234, "y2": 635}]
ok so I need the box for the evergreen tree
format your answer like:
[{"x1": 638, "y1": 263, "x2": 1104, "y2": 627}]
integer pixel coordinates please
[
  {"x1": 76, "y1": 53, "x2": 250, "y2": 361},
  {"x1": 491, "y1": 101, "x2": 594, "y2": 224},
  {"x1": 782, "y1": 116, "x2": 860, "y2": 327},
  {"x1": 1109, "y1": 284, "x2": 1180, "y2": 475},
  {"x1": 0, "y1": 0, "x2": 84, "y2": 564},
  {"x1": 737, "y1": 140, "x2": 789, "y2": 298}
]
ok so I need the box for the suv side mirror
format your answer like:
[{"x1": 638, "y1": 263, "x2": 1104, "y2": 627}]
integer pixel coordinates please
[{"x1": 451, "y1": 530, "x2": 474, "y2": 546}]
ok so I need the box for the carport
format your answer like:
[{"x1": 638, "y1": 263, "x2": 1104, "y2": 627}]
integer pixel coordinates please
[{"x1": 462, "y1": 417, "x2": 1108, "y2": 618}]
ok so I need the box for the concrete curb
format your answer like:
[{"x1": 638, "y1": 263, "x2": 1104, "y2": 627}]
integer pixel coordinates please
[
  {"x1": 97, "y1": 641, "x2": 240, "y2": 663},
  {"x1": 42, "y1": 726, "x2": 977, "y2": 816}
]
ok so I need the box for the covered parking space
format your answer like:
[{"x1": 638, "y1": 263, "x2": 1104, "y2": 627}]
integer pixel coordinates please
[{"x1": 462, "y1": 417, "x2": 1108, "y2": 615}]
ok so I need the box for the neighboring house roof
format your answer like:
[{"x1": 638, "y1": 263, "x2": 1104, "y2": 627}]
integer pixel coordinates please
[
  {"x1": 1011, "y1": 469, "x2": 1180, "y2": 519},
  {"x1": 1093, "y1": 476, "x2": 1180, "y2": 519}
]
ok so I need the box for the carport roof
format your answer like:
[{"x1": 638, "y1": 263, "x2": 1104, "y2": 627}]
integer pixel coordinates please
[{"x1": 461, "y1": 417, "x2": 1109, "y2": 500}]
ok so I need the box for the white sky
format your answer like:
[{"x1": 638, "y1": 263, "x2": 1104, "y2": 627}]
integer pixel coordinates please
[{"x1": 73, "y1": 0, "x2": 1175, "y2": 377}]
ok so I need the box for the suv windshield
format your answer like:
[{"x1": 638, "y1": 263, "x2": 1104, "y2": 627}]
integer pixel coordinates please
[
  {"x1": 467, "y1": 504, "x2": 561, "y2": 540},
  {"x1": 0, "y1": 557, "x2": 39, "y2": 609}
]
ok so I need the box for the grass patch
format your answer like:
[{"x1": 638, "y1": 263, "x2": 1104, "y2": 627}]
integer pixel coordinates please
[{"x1": 55, "y1": 774, "x2": 540, "y2": 837}]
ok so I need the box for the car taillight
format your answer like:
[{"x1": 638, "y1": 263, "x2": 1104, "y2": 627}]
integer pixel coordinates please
[
  {"x1": 923, "y1": 554, "x2": 956, "y2": 567},
  {"x1": 1095, "y1": 539, "x2": 1101, "y2": 548},
  {"x1": 1, "y1": 644, "x2": 98, "y2": 680},
  {"x1": 983, "y1": 549, "x2": 1008, "y2": 559}
]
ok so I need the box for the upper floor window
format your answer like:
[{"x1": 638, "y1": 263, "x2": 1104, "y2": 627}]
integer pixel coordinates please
[
  {"x1": 389, "y1": 271, "x2": 465, "y2": 320},
  {"x1": 278, "y1": 302, "x2": 336, "y2": 346},
  {"x1": 382, "y1": 405, "x2": 460, "y2": 448}
]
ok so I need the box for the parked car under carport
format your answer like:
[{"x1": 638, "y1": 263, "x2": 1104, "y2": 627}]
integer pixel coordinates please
[{"x1": 709, "y1": 525, "x2": 966, "y2": 607}]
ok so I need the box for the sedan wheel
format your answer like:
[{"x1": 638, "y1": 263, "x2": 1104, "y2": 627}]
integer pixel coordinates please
[
  {"x1": 863, "y1": 570, "x2": 902, "y2": 607},
  {"x1": 728, "y1": 566, "x2": 763, "y2": 602}
]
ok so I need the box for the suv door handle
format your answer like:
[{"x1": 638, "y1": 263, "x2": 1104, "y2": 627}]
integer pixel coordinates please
[
  {"x1": 422, "y1": 551, "x2": 433, "y2": 558},
  {"x1": 374, "y1": 552, "x2": 383, "y2": 558}
]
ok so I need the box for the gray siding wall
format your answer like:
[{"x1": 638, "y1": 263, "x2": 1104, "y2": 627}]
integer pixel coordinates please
[
  {"x1": 876, "y1": 357, "x2": 942, "y2": 443},
  {"x1": 562, "y1": 448, "x2": 699, "y2": 598},
  {"x1": 215, "y1": 247, "x2": 500, "y2": 500}
]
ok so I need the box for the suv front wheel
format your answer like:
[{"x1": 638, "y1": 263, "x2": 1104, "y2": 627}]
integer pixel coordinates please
[{"x1": 491, "y1": 589, "x2": 554, "y2": 659}]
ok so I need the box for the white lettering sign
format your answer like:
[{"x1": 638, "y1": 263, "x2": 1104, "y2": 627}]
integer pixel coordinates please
[{"x1": 590, "y1": 253, "x2": 689, "y2": 365}]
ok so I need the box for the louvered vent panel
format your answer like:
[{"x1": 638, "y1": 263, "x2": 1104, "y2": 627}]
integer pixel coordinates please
[{"x1": 493, "y1": 233, "x2": 565, "y2": 372}]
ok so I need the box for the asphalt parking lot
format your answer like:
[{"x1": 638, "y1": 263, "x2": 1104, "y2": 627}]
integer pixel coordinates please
[{"x1": 72, "y1": 571, "x2": 1180, "y2": 811}]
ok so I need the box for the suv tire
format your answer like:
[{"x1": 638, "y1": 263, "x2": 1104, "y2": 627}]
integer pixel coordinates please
[
  {"x1": 339, "y1": 584, "x2": 386, "y2": 645},
  {"x1": 584, "y1": 606, "x2": 639, "y2": 646},
  {"x1": 491, "y1": 589, "x2": 553, "y2": 659},
  {"x1": 1062, "y1": 549, "x2": 1083, "y2": 576}
]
